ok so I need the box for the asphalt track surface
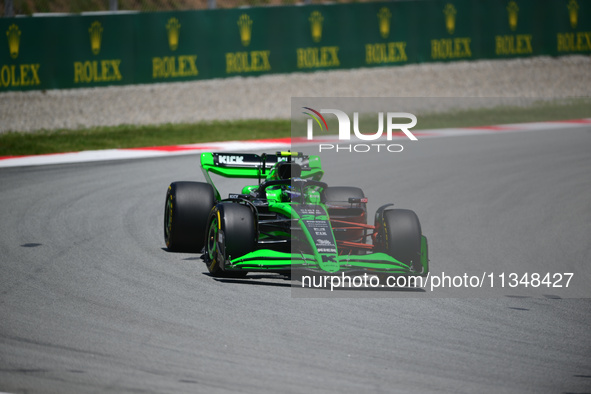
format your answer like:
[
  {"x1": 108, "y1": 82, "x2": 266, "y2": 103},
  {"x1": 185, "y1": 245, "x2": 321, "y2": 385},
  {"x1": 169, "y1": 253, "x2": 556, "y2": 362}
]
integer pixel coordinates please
[{"x1": 1, "y1": 126, "x2": 590, "y2": 393}]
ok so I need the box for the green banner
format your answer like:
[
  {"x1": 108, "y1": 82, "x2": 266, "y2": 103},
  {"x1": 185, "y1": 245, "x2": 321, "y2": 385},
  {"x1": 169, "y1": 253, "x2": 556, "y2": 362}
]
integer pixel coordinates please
[{"x1": 1, "y1": 0, "x2": 589, "y2": 91}]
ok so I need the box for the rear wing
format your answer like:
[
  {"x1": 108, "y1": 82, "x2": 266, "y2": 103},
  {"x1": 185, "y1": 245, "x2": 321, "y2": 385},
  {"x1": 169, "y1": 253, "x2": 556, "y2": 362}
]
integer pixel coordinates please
[{"x1": 200, "y1": 152, "x2": 324, "y2": 197}]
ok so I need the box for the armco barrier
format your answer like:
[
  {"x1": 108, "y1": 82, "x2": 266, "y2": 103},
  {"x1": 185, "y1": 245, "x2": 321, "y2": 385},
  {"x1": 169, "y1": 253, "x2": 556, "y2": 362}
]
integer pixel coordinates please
[{"x1": 0, "y1": 0, "x2": 589, "y2": 91}]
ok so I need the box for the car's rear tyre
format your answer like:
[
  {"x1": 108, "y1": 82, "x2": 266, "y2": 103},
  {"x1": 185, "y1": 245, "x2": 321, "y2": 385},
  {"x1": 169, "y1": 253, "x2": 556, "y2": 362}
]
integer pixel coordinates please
[
  {"x1": 379, "y1": 209, "x2": 423, "y2": 273},
  {"x1": 206, "y1": 203, "x2": 256, "y2": 277},
  {"x1": 323, "y1": 186, "x2": 366, "y2": 208},
  {"x1": 164, "y1": 181, "x2": 215, "y2": 252},
  {"x1": 323, "y1": 186, "x2": 367, "y2": 243}
]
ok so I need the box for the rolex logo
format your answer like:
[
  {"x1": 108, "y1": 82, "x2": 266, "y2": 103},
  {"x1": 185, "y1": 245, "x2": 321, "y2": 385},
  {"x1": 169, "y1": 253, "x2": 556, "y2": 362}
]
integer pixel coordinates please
[
  {"x1": 507, "y1": 1, "x2": 519, "y2": 31},
  {"x1": 88, "y1": 21, "x2": 103, "y2": 55},
  {"x1": 443, "y1": 4, "x2": 457, "y2": 35},
  {"x1": 6, "y1": 24, "x2": 21, "y2": 59},
  {"x1": 377, "y1": 7, "x2": 392, "y2": 39},
  {"x1": 166, "y1": 18, "x2": 181, "y2": 51},
  {"x1": 237, "y1": 14, "x2": 253, "y2": 47},
  {"x1": 568, "y1": 0, "x2": 579, "y2": 29},
  {"x1": 309, "y1": 11, "x2": 324, "y2": 43}
]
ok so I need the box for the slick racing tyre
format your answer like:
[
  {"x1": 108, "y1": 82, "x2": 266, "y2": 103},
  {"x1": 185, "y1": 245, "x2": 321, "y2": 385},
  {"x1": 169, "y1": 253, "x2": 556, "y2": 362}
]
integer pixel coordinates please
[
  {"x1": 380, "y1": 209, "x2": 423, "y2": 273},
  {"x1": 323, "y1": 186, "x2": 367, "y2": 242},
  {"x1": 164, "y1": 181, "x2": 215, "y2": 252},
  {"x1": 206, "y1": 203, "x2": 256, "y2": 277},
  {"x1": 323, "y1": 186, "x2": 366, "y2": 209}
]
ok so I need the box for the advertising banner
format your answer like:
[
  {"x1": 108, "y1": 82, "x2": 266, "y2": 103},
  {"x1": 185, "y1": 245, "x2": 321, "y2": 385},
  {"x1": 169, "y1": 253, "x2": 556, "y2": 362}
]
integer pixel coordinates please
[{"x1": 1, "y1": 0, "x2": 589, "y2": 91}]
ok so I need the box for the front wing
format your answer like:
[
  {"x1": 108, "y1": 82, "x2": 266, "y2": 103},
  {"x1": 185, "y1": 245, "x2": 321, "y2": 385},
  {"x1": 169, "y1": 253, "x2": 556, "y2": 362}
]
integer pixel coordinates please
[{"x1": 221, "y1": 236, "x2": 429, "y2": 276}]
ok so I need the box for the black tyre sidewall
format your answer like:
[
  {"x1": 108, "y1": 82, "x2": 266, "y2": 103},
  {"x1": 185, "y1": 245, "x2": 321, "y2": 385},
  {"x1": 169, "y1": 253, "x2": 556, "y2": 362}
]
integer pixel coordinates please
[
  {"x1": 323, "y1": 186, "x2": 366, "y2": 209},
  {"x1": 381, "y1": 209, "x2": 422, "y2": 272},
  {"x1": 323, "y1": 186, "x2": 367, "y2": 242},
  {"x1": 164, "y1": 181, "x2": 215, "y2": 252},
  {"x1": 205, "y1": 203, "x2": 256, "y2": 277},
  {"x1": 219, "y1": 203, "x2": 256, "y2": 261}
]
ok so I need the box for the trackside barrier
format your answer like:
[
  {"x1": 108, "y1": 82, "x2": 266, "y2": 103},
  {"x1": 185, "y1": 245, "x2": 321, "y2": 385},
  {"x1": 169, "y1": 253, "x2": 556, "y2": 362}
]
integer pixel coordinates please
[{"x1": 0, "y1": 0, "x2": 589, "y2": 91}]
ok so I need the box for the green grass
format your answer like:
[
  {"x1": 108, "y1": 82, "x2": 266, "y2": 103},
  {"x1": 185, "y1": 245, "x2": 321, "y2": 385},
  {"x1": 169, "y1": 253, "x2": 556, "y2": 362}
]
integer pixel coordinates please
[
  {"x1": 0, "y1": 119, "x2": 290, "y2": 157},
  {"x1": 1, "y1": 98, "x2": 589, "y2": 157},
  {"x1": 413, "y1": 98, "x2": 591, "y2": 130}
]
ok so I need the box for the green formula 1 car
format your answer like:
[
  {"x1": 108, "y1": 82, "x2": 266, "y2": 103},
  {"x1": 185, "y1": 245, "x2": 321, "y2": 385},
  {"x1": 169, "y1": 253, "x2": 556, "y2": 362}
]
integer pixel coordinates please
[{"x1": 164, "y1": 151, "x2": 428, "y2": 280}]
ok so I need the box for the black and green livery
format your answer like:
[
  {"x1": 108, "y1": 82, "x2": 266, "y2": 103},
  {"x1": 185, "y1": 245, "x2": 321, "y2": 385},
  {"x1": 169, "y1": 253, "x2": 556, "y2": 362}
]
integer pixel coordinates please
[{"x1": 164, "y1": 151, "x2": 429, "y2": 280}]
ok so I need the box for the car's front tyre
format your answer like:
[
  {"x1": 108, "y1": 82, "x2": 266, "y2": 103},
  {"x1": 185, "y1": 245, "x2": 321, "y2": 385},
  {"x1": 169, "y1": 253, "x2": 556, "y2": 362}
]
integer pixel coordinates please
[
  {"x1": 378, "y1": 209, "x2": 423, "y2": 273},
  {"x1": 205, "y1": 203, "x2": 256, "y2": 277}
]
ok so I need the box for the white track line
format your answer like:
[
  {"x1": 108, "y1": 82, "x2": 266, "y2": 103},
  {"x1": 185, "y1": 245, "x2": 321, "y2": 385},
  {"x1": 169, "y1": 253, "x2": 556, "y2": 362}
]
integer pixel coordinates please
[{"x1": 1, "y1": 119, "x2": 589, "y2": 168}]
